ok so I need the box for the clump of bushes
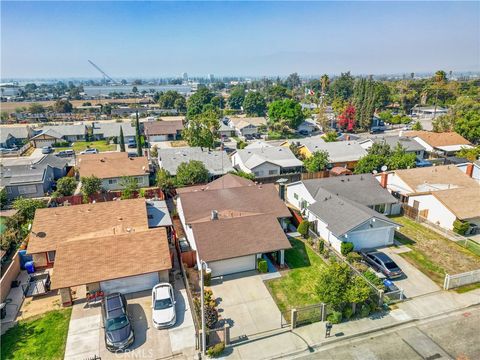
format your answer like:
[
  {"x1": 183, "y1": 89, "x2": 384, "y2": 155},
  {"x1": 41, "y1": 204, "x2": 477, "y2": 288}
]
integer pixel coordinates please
[
  {"x1": 359, "y1": 304, "x2": 371, "y2": 317},
  {"x1": 327, "y1": 311, "x2": 342, "y2": 324},
  {"x1": 340, "y1": 242, "x2": 354, "y2": 256},
  {"x1": 342, "y1": 306, "x2": 354, "y2": 320},
  {"x1": 297, "y1": 220, "x2": 310, "y2": 239},
  {"x1": 52, "y1": 141, "x2": 70, "y2": 148},
  {"x1": 346, "y1": 251, "x2": 362, "y2": 264},
  {"x1": 207, "y1": 342, "x2": 225, "y2": 358},
  {"x1": 193, "y1": 289, "x2": 218, "y2": 329},
  {"x1": 453, "y1": 219, "x2": 469, "y2": 235},
  {"x1": 257, "y1": 258, "x2": 268, "y2": 273},
  {"x1": 317, "y1": 239, "x2": 324, "y2": 253}
]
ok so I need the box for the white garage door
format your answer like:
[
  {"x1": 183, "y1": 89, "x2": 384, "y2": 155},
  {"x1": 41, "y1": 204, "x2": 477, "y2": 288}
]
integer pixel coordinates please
[
  {"x1": 100, "y1": 272, "x2": 159, "y2": 295},
  {"x1": 150, "y1": 135, "x2": 169, "y2": 142},
  {"x1": 209, "y1": 255, "x2": 256, "y2": 277},
  {"x1": 349, "y1": 227, "x2": 394, "y2": 250}
]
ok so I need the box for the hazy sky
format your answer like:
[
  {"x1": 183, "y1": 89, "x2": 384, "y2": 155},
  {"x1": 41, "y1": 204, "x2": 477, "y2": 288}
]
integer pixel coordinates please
[{"x1": 1, "y1": 1, "x2": 479, "y2": 78}]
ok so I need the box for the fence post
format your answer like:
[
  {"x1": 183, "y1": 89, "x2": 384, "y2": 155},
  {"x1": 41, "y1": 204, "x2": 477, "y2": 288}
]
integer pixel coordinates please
[
  {"x1": 443, "y1": 274, "x2": 449, "y2": 290},
  {"x1": 291, "y1": 308, "x2": 297, "y2": 330},
  {"x1": 224, "y1": 325, "x2": 230, "y2": 346},
  {"x1": 321, "y1": 303, "x2": 326, "y2": 321},
  {"x1": 378, "y1": 289, "x2": 384, "y2": 307}
]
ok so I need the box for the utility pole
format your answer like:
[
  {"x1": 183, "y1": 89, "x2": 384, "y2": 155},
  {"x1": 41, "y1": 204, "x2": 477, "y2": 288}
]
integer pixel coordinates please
[{"x1": 200, "y1": 260, "x2": 207, "y2": 355}]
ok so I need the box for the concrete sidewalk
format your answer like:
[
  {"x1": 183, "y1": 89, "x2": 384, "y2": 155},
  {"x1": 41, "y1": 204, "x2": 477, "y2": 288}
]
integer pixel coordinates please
[{"x1": 226, "y1": 288, "x2": 480, "y2": 359}]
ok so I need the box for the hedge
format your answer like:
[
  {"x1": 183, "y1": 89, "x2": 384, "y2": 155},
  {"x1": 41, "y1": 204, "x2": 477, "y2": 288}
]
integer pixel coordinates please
[{"x1": 257, "y1": 258, "x2": 268, "y2": 273}]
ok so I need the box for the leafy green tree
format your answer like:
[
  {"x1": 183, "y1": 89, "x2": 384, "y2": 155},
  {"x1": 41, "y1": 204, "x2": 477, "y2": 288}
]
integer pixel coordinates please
[
  {"x1": 228, "y1": 86, "x2": 245, "y2": 110},
  {"x1": 230, "y1": 170, "x2": 255, "y2": 180},
  {"x1": 320, "y1": 74, "x2": 330, "y2": 94},
  {"x1": 456, "y1": 146, "x2": 480, "y2": 161},
  {"x1": 354, "y1": 154, "x2": 386, "y2": 174},
  {"x1": 53, "y1": 100, "x2": 73, "y2": 113},
  {"x1": 12, "y1": 198, "x2": 46, "y2": 221},
  {"x1": 80, "y1": 176, "x2": 102, "y2": 201},
  {"x1": 355, "y1": 143, "x2": 416, "y2": 174},
  {"x1": 387, "y1": 145, "x2": 416, "y2": 170},
  {"x1": 135, "y1": 111, "x2": 142, "y2": 156},
  {"x1": 174, "y1": 97, "x2": 187, "y2": 113},
  {"x1": 297, "y1": 220, "x2": 310, "y2": 238},
  {"x1": 316, "y1": 262, "x2": 351, "y2": 307},
  {"x1": 156, "y1": 168, "x2": 175, "y2": 191},
  {"x1": 120, "y1": 177, "x2": 139, "y2": 199},
  {"x1": 346, "y1": 276, "x2": 371, "y2": 312},
  {"x1": 150, "y1": 145, "x2": 158, "y2": 158},
  {"x1": 268, "y1": 99, "x2": 304, "y2": 129},
  {"x1": 175, "y1": 160, "x2": 209, "y2": 186},
  {"x1": 369, "y1": 142, "x2": 391, "y2": 157},
  {"x1": 323, "y1": 131, "x2": 338, "y2": 142},
  {"x1": 119, "y1": 126, "x2": 126, "y2": 152},
  {"x1": 158, "y1": 91, "x2": 185, "y2": 109},
  {"x1": 182, "y1": 109, "x2": 219, "y2": 149},
  {"x1": 28, "y1": 103, "x2": 46, "y2": 113},
  {"x1": 303, "y1": 150, "x2": 330, "y2": 173},
  {"x1": 265, "y1": 84, "x2": 290, "y2": 102},
  {"x1": 285, "y1": 72, "x2": 301, "y2": 90},
  {"x1": 243, "y1": 92, "x2": 267, "y2": 117},
  {"x1": 353, "y1": 78, "x2": 377, "y2": 130},
  {"x1": 329, "y1": 71, "x2": 355, "y2": 101},
  {"x1": 210, "y1": 95, "x2": 225, "y2": 109},
  {"x1": 412, "y1": 121, "x2": 423, "y2": 130},
  {"x1": 0, "y1": 188, "x2": 7, "y2": 209},
  {"x1": 56, "y1": 177, "x2": 77, "y2": 196},
  {"x1": 187, "y1": 88, "x2": 215, "y2": 118}
]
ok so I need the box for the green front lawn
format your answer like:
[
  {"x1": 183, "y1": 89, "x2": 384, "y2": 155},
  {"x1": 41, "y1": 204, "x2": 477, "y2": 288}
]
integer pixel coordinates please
[
  {"x1": 1, "y1": 309, "x2": 72, "y2": 360},
  {"x1": 266, "y1": 237, "x2": 326, "y2": 316},
  {"x1": 54, "y1": 140, "x2": 116, "y2": 153},
  {"x1": 393, "y1": 216, "x2": 480, "y2": 285}
]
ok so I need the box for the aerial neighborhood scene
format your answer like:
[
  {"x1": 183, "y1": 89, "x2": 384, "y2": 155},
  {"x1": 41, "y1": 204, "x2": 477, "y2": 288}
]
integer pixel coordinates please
[{"x1": 1, "y1": 1, "x2": 480, "y2": 359}]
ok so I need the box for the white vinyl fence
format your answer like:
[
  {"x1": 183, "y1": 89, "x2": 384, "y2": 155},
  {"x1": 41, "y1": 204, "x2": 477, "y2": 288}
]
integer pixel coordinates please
[{"x1": 443, "y1": 269, "x2": 480, "y2": 290}]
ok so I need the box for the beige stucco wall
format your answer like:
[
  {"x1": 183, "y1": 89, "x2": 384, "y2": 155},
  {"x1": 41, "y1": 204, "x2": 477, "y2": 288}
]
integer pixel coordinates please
[
  {"x1": 158, "y1": 269, "x2": 169, "y2": 283},
  {"x1": 86, "y1": 282, "x2": 101, "y2": 292},
  {"x1": 32, "y1": 253, "x2": 47, "y2": 267},
  {"x1": 59, "y1": 288, "x2": 72, "y2": 307}
]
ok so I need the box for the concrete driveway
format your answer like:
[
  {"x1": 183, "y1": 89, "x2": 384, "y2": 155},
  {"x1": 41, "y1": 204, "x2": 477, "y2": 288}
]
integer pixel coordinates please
[
  {"x1": 64, "y1": 284, "x2": 196, "y2": 360},
  {"x1": 380, "y1": 246, "x2": 441, "y2": 298},
  {"x1": 210, "y1": 271, "x2": 282, "y2": 340}
]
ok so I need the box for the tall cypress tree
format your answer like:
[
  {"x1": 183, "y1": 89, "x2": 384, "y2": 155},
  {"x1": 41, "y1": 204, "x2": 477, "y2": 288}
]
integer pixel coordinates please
[
  {"x1": 119, "y1": 126, "x2": 126, "y2": 152},
  {"x1": 135, "y1": 110, "x2": 142, "y2": 156}
]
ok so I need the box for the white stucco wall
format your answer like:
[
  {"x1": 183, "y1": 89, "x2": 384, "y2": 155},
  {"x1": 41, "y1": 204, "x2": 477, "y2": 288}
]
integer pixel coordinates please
[
  {"x1": 286, "y1": 182, "x2": 316, "y2": 210},
  {"x1": 412, "y1": 137, "x2": 433, "y2": 152},
  {"x1": 250, "y1": 162, "x2": 281, "y2": 177},
  {"x1": 100, "y1": 174, "x2": 149, "y2": 191},
  {"x1": 376, "y1": 172, "x2": 413, "y2": 195},
  {"x1": 407, "y1": 194, "x2": 457, "y2": 230},
  {"x1": 457, "y1": 163, "x2": 480, "y2": 183}
]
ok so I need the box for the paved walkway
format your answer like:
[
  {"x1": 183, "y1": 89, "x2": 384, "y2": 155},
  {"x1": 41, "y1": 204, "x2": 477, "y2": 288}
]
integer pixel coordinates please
[{"x1": 226, "y1": 288, "x2": 480, "y2": 359}]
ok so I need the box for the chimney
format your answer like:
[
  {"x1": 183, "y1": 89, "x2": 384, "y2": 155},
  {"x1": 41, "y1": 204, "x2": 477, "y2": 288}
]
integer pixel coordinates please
[
  {"x1": 276, "y1": 178, "x2": 288, "y2": 201},
  {"x1": 466, "y1": 163, "x2": 474, "y2": 178},
  {"x1": 211, "y1": 210, "x2": 218, "y2": 220},
  {"x1": 380, "y1": 172, "x2": 388, "y2": 188}
]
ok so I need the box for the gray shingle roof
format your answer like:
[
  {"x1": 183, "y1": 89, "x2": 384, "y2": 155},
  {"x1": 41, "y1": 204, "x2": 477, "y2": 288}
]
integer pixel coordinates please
[
  {"x1": 235, "y1": 146, "x2": 303, "y2": 170},
  {"x1": 38, "y1": 124, "x2": 87, "y2": 137},
  {"x1": 307, "y1": 188, "x2": 396, "y2": 237},
  {"x1": 302, "y1": 174, "x2": 397, "y2": 206},
  {"x1": 302, "y1": 141, "x2": 366, "y2": 162},
  {"x1": 31, "y1": 128, "x2": 64, "y2": 140},
  {"x1": 92, "y1": 122, "x2": 136, "y2": 138},
  {"x1": 158, "y1": 147, "x2": 234, "y2": 176},
  {"x1": 0, "y1": 126, "x2": 32, "y2": 143},
  {"x1": 371, "y1": 136, "x2": 425, "y2": 152}
]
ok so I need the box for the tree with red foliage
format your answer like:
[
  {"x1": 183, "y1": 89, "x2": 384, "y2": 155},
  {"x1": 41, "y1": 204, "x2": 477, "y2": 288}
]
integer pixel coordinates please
[{"x1": 338, "y1": 104, "x2": 356, "y2": 131}]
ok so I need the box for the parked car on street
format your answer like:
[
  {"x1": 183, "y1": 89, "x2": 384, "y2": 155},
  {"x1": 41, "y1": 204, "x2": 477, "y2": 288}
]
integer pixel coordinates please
[
  {"x1": 41, "y1": 146, "x2": 53, "y2": 154},
  {"x1": 128, "y1": 139, "x2": 137, "y2": 148},
  {"x1": 56, "y1": 149, "x2": 75, "y2": 157},
  {"x1": 244, "y1": 134, "x2": 254, "y2": 141},
  {"x1": 361, "y1": 251, "x2": 403, "y2": 279},
  {"x1": 80, "y1": 148, "x2": 99, "y2": 155},
  {"x1": 151, "y1": 283, "x2": 176, "y2": 329},
  {"x1": 101, "y1": 293, "x2": 135, "y2": 352}
]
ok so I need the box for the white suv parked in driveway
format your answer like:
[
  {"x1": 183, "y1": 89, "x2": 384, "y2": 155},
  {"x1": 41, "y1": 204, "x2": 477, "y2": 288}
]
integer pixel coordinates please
[
  {"x1": 152, "y1": 283, "x2": 176, "y2": 329},
  {"x1": 80, "y1": 148, "x2": 99, "y2": 154}
]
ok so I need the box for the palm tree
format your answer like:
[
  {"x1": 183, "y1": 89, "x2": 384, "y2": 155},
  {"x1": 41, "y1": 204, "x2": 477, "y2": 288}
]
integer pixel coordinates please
[{"x1": 320, "y1": 74, "x2": 330, "y2": 95}]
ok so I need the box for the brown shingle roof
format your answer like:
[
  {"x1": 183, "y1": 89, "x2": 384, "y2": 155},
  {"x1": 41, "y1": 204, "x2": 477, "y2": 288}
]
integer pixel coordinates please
[
  {"x1": 28, "y1": 199, "x2": 149, "y2": 254},
  {"x1": 432, "y1": 188, "x2": 480, "y2": 220},
  {"x1": 179, "y1": 183, "x2": 291, "y2": 223},
  {"x1": 404, "y1": 131, "x2": 471, "y2": 147},
  {"x1": 191, "y1": 214, "x2": 291, "y2": 262},
  {"x1": 144, "y1": 120, "x2": 184, "y2": 136},
  {"x1": 176, "y1": 173, "x2": 254, "y2": 194},
  {"x1": 77, "y1": 152, "x2": 149, "y2": 179},
  {"x1": 51, "y1": 227, "x2": 171, "y2": 289},
  {"x1": 394, "y1": 165, "x2": 478, "y2": 192}
]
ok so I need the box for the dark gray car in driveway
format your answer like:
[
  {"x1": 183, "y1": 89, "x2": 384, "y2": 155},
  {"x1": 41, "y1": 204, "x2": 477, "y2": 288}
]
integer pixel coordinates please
[
  {"x1": 101, "y1": 292, "x2": 135, "y2": 352},
  {"x1": 361, "y1": 251, "x2": 404, "y2": 279}
]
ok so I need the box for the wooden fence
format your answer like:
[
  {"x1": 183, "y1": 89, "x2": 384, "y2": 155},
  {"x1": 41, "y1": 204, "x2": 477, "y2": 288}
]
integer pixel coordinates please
[
  {"x1": 0, "y1": 251, "x2": 21, "y2": 303},
  {"x1": 52, "y1": 188, "x2": 164, "y2": 206}
]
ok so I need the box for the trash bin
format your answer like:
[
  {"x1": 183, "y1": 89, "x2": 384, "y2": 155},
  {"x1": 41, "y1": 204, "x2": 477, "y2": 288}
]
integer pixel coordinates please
[{"x1": 25, "y1": 261, "x2": 35, "y2": 274}]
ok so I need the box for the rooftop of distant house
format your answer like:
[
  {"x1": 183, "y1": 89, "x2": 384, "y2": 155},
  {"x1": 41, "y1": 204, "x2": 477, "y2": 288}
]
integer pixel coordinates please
[{"x1": 77, "y1": 152, "x2": 149, "y2": 179}]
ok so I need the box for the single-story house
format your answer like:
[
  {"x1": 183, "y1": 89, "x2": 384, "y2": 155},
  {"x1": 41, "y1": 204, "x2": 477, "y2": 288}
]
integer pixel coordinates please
[
  {"x1": 218, "y1": 121, "x2": 235, "y2": 138},
  {"x1": 231, "y1": 146, "x2": 303, "y2": 177},
  {"x1": 27, "y1": 198, "x2": 172, "y2": 306},
  {"x1": 30, "y1": 129, "x2": 64, "y2": 148},
  {"x1": 33, "y1": 124, "x2": 87, "y2": 143},
  {"x1": 143, "y1": 120, "x2": 184, "y2": 142},
  {"x1": 0, "y1": 154, "x2": 69, "y2": 199},
  {"x1": 92, "y1": 122, "x2": 137, "y2": 142},
  {"x1": 359, "y1": 136, "x2": 426, "y2": 158},
  {"x1": 376, "y1": 165, "x2": 480, "y2": 230},
  {"x1": 404, "y1": 131, "x2": 472, "y2": 156},
  {"x1": 177, "y1": 174, "x2": 291, "y2": 277},
  {"x1": 77, "y1": 152, "x2": 150, "y2": 191},
  {"x1": 0, "y1": 126, "x2": 33, "y2": 148},
  {"x1": 228, "y1": 117, "x2": 267, "y2": 137},
  {"x1": 457, "y1": 161, "x2": 480, "y2": 183},
  {"x1": 297, "y1": 118, "x2": 318, "y2": 134},
  {"x1": 286, "y1": 175, "x2": 399, "y2": 252},
  {"x1": 411, "y1": 105, "x2": 448, "y2": 118},
  {"x1": 157, "y1": 147, "x2": 233, "y2": 179}
]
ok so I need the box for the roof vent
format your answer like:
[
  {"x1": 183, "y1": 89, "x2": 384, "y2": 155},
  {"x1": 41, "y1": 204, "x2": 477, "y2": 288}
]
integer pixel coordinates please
[{"x1": 211, "y1": 210, "x2": 218, "y2": 221}]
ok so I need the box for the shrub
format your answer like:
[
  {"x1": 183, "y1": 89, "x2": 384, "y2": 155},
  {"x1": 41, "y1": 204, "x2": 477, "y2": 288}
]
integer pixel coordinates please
[
  {"x1": 363, "y1": 269, "x2": 385, "y2": 289},
  {"x1": 327, "y1": 311, "x2": 342, "y2": 324},
  {"x1": 52, "y1": 141, "x2": 69, "y2": 147},
  {"x1": 453, "y1": 219, "x2": 469, "y2": 235},
  {"x1": 207, "y1": 342, "x2": 225, "y2": 358},
  {"x1": 203, "y1": 270, "x2": 212, "y2": 286},
  {"x1": 257, "y1": 258, "x2": 268, "y2": 273},
  {"x1": 340, "y1": 242, "x2": 354, "y2": 256},
  {"x1": 317, "y1": 239, "x2": 324, "y2": 253},
  {"x1": 359, "y1": 304, "x2": 370, "y2": 318},
  {"x1": 352, "y1": 262, "x2": 368, "y2": 273},
  {"x1": 193, "y1": 290, "x2": 218, "y2": 328},
  {"x1": 297, "y1": 220, "x2": 310, "y2": 238},
  {"x1": 342, "y1": 306, "x2": 354, "y2": 320},
  {"x1": 346, "y1": 251, "x2": 362, "y2": 264},
  {"x1": 307, "y1": 237, "x2": 314, "y2": 247}
]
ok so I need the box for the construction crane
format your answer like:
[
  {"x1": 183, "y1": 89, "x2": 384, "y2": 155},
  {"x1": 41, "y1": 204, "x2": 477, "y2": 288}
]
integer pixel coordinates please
[{"x1": 88, "y1": 60, "x2": 117, "y2": 85}]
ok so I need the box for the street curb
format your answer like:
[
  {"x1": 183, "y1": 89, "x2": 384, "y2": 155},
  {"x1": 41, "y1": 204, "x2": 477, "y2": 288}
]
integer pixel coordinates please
[{"x1": 271, "y1": 302, "x2": 480, "y2": 359}]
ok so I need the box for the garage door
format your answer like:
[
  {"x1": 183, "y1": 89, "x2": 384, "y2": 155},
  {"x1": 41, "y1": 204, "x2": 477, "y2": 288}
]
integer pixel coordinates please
[
  {"x1": 349, "y1": 227, "x2": 394, "y2": 250},
  {"x1": 100, "y1": 272, "x2": 159, "y2": 295},
  {"x1": 150, "y1": 135, "x2": 168, "y2": 142},
  {"x1": 209, "y1": 255, "x2": 256, "y2": 277}
]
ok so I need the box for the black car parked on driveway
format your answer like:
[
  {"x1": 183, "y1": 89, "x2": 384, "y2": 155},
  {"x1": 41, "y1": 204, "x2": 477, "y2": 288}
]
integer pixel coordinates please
[
  {"x1": 361, "y1": 251, "x2": 404, "y2": 279},
  {"x1": 101, "y1": 293, "x2": 135, "y2": 352}
]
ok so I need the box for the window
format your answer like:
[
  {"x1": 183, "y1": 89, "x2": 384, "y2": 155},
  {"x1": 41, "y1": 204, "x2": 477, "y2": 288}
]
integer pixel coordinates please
[
  {"x1": 47, "y1": 251, "x2": 56, "y2": 263},
  {"x1": 108, "y1": 179, "x2": 117, "y2": 185},
  {"x1": 374, "y1": 204, "x2": 386, "y2": 214},
  {"x1": 18, "y1": 185, "x2": 37, "y2": 195},
  {"x1": 294, "y1": 193, "x2": 299, "y2": 200},
  {"x1": 268, "y1": 169, "x2": 277, "y2": 175},
  {"x1": 254, "y1": 172, "x2": 260, "y2": 177}
]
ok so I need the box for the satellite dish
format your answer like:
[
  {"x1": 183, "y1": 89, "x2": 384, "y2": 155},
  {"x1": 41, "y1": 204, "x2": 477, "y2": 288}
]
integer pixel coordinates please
[
  {"x1": 36, "y1": 232, "x2": 46, "y2": 238},
  {"x1": 381, "y1": 165, "x2": 388, "y2": 172},
  {"x1": 372, "y1": 170, "x2": 378, "y2": 174}
]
